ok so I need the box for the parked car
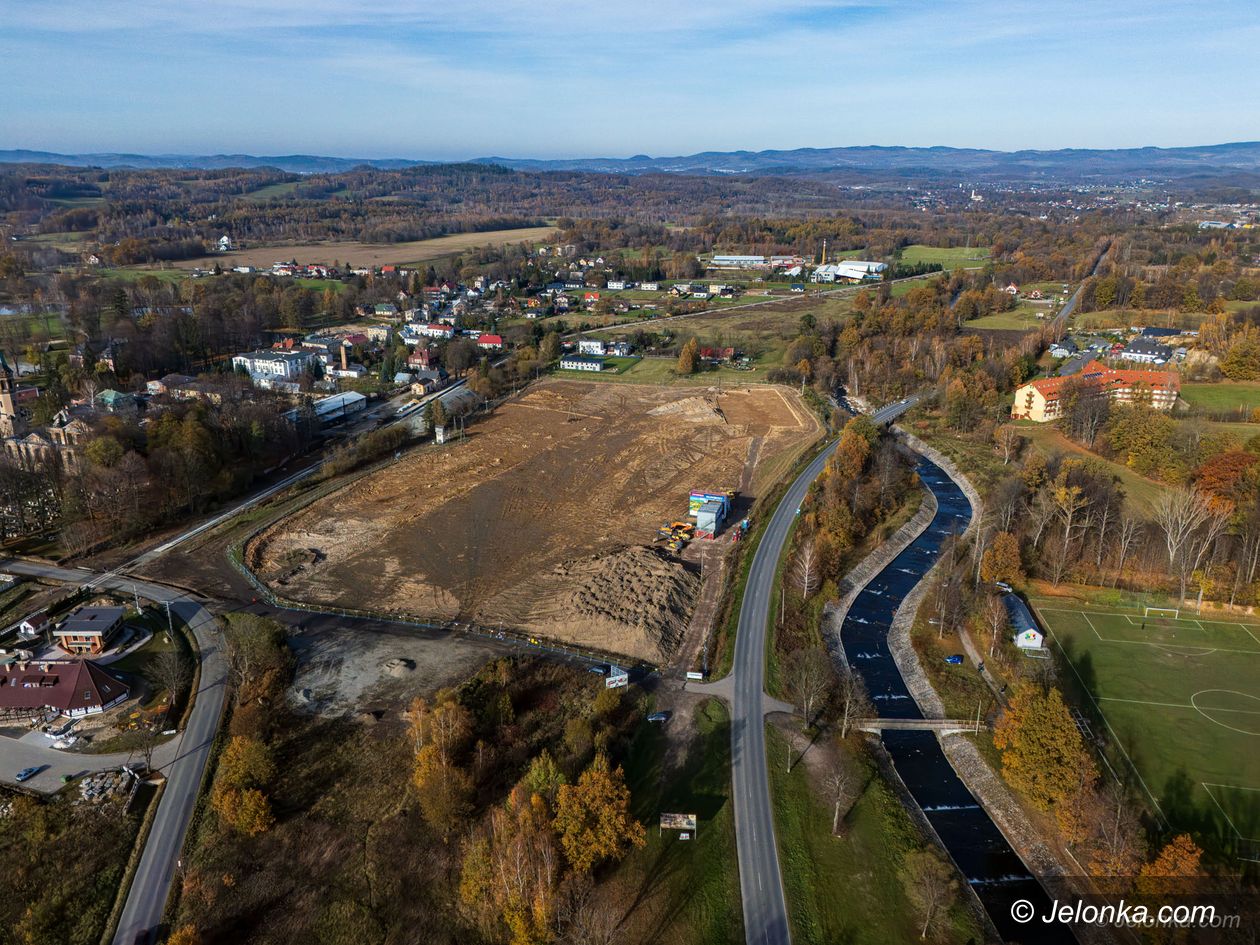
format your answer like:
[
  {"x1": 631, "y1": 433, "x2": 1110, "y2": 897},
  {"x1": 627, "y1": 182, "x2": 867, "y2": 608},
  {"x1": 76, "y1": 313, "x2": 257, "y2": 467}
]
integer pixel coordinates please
[
  {"x1": 994, "y1": 581, "x2": 1013, "y2": 592},
  {"x1": 587, "y1": 664, "x2": 607, "y2": 676},
  {"x1": 647, "y1": 711, "x2": 672, "y2": 723},
  {"x1": 15, "y1": 766, "x2": 39, "y2": 782},
  {"x1": 943, "y1": 655, "x2": 965, "y2": 666}
]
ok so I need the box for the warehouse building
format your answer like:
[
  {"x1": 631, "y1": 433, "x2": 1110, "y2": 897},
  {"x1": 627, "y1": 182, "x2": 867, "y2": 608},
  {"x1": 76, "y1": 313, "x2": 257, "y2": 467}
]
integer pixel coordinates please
[{"x1": 709, "y1": 255, "x2": 766, "y2": 269}]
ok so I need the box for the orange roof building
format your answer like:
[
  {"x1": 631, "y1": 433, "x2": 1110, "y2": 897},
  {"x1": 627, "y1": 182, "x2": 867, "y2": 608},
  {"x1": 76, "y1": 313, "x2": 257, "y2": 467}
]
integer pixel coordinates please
[{"x1": 1011, "y1": 360, "x2": 1180, "y2": 423}]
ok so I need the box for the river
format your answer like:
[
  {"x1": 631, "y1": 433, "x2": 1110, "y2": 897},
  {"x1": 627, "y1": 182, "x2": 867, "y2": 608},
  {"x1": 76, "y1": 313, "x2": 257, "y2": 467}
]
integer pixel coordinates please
[{"x1": 839, "y1": 454, "x2": 1075, "y2": 944}]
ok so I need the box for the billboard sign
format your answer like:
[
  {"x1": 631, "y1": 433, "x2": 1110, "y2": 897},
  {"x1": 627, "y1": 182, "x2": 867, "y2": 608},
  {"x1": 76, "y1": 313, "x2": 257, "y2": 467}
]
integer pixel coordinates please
[
  {"x1": 660, "y1": 813, "x2": 698, "y2": 831},
  {"x1": 606, "y1": 666, "x2": 629, "y2": 689}
]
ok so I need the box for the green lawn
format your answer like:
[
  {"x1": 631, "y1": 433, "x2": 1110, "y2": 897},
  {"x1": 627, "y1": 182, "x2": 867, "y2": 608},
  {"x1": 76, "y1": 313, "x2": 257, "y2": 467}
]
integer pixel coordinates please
[
  {"x1": 1032, "y1": 596, "x2": 1260, "y2": 853},
  {"x1": 1181, "y1": 381, "x2": 1260, "y2": 416},
  {"x1": 609, "y1": 698, "x2": 742, "y2": 944},
  {"x1": 900, "y1": 244, "x2": 991, "y2": 269},
  {"x1": 766, "y1": 729, "x2": 982, "y2": 945},
  {"x1": 966, "y1": 302, "x2": 1050, "y2": 331},
  {"x1": 103, "y1": 267, "x2": 188, "y2": 285},
  {"x1": 242, "y1": 180, "x2": 301, "y2": 202}
]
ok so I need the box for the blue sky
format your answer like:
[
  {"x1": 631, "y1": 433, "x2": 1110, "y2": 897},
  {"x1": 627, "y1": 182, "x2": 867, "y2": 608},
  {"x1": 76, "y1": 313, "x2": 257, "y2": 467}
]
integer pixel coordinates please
[{"x1": 1, "y1": 0, "x2": 1257, "y2": 159}]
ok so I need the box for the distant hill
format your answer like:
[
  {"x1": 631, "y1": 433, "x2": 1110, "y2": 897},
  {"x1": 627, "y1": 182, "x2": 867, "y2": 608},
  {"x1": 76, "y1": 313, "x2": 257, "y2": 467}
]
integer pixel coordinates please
[{"x1": 5, "y1": 142, "x2": 1260, "y2": 181}]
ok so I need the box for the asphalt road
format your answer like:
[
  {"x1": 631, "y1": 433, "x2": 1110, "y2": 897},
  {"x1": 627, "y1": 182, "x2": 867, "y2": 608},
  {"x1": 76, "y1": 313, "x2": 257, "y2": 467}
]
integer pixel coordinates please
[
  {"x1": 732, "y1": 438, "x2": 838, "y2": 945},
  {"x1": 869, "y1": 393, "x2": 920, "y2": 426}
]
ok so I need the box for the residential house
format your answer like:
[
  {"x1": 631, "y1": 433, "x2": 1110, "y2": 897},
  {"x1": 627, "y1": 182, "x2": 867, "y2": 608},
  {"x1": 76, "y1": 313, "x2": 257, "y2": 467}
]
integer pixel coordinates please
[
  {"x1": 0, "y1": 659, "x2": 130, "y2": 718},
  {"x1": 578, "y1": 339, "x2": 606, "y2": 356},
  {"x1": 54, "y1": 606, "x2": 127, "y2": 656},
  {"x1": 477, "y1": 334, "x2": 504, "y2": 351},
  {"x1": 232, "y1": 350, "x2": 316, "y2": 385}
]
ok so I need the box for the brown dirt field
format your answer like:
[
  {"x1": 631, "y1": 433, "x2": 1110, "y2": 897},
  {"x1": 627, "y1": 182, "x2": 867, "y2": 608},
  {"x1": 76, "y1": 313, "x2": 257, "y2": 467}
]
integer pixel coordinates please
[
  {"x1": 247, "y1": 380, "x2": 821, "y2": 663},
  {"x1": 154, "y1": 225, "x2": 558, "y2": 271}
]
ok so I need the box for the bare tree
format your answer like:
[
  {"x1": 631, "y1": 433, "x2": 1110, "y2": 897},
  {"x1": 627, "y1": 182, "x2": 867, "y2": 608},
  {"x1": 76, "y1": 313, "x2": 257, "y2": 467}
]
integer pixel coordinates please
[
  {"x1": 836, "y1": 666, "x2": 873, "y2": 740},
  {"x1": 1154, "y1": 488, "x2": 1229, "y2": 601},
  {"x1": 901, "y1": 848, "x2": 959, "y2": 940},
  {"x1": 793, "y1": 540, "x2": 820, "y2": 598},
  {"x1": 558, "y1": 873, "x2": 624, "y2": 945},
  {"x1": 146, "y1": 650, "x2": 191, "y2": 709},
  {"x1": 134, "y1": 720, "x2": 162, "y2": 773},
  {"x1": 1111, "y1": 515, "x2": 1142, "y2": 587},
  {"x1": 824, "y1": 753, "x2": 858, "y2": 836},
  {"x1": 994, "y1": 425, "x2": 1022, "y2": 465},
  {"x1": 785, "y1": 648, "x2": 831, "y2": 723},
  {"x1": 982, "y1": 593, "x2": 1008, "y2": 658}
]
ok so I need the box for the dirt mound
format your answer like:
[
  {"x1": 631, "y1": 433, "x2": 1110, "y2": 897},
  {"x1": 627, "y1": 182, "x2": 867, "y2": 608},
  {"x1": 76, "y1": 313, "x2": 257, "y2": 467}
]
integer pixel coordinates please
[
  {"x1": 526, "y1": 546, "x2": 699, "y2": 663},
  {"x1": 648, "y1": 394, "x2": 725, "y2": 423}
]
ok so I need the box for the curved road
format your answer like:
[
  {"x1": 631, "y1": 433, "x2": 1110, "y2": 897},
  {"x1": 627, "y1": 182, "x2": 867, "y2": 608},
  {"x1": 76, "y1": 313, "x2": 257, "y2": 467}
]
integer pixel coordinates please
[
  {"x1": 0, "y1": 561, "x2": 226, "y2": 945},
  {"x1": 732, "y1": 437, "x2": 838, "y2": 945}
]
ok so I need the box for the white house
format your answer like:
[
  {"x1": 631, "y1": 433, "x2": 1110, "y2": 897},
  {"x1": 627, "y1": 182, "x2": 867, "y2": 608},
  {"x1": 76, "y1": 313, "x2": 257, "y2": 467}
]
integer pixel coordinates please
[
  {"x1": 578, "y1": 339, "x2": 606, "y2": 356},
  {"x1": 419, "y1": 324, "x2": 455, "y2": 339},
  {"x1": 218, "y1": 235, "x2": 234, "y2": 252}
]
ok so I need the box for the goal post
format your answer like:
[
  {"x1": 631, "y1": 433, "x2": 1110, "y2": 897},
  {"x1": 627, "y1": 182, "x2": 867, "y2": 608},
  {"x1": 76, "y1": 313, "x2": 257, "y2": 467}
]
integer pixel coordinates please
[{"x1": 1143, "y1": 606, "x2": 1179, "y2": 620}]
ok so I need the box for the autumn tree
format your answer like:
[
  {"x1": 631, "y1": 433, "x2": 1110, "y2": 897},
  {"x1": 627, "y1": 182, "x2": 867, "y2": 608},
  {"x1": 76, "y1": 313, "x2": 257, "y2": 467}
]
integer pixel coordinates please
[
  {"x1": 539, "y1": 331, "x2": 561, "y2": 363},
  {"x1": 993, "y1": 686, "x2": 1097, "y2": 833},
  {"x1": 676, "y1": 337, "x2": 699, "y2": 375},
  {"x1": 411, "y1": 697, "x2": 474, "y2": 840},
  {"x1": 793, "y1": 540, "x2": 820, "y2": 597},
  {"x1": 211, "y1": 736, "x2": 277, "y2": 836},
  {"x1": 901, "y1": 848, "x2": 959, "y2": 940},
  {"x1": 1137, "y1": 834, "x2": 1204, "y2": 898},
  {"x1": 994, "y1": 425, "x2": 1022, "y2": 465},
  {"x1": 460, "y1": 785, "x2": 560, "y2": 945},
  {"x1": 979, "y1": 531, "x2": 1023, "y2": 584},
  {"x1": 553, "y1": 752, "x2": 645, "y2": 872}
]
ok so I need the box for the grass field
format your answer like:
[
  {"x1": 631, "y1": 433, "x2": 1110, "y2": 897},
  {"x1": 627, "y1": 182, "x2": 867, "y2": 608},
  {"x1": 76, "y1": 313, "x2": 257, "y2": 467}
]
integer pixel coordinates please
[
  {"x1": 900, "y1": 244, "x2": 991, "y2": 269},
  {"x1": 766, "y1": 729, "x2": 982, "y2": 945},
  {"x1": 143, "y1": 225, "x2": 559, "y2": 271},
  {"x1": 965, "y1": 302, "x2": 1050, "y2": 331},
  {"x1": 1181, "y1": 381, "x2": 1260, "y2": 416},
  {"x1": 1018, "y1": 423, "x2": 1165, "y2": 513},
  {"x1": 608, "y1": 698, "x2": 742, "y2": 944},
  {"x1": 1031, "y1": 595, "x2": 1260, "y2": 852}
]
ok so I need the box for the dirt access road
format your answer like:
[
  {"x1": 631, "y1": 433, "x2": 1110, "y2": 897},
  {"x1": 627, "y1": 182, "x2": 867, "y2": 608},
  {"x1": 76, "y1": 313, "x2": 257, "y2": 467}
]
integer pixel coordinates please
[{"x1": 249, "y1": 380, "x2": 821, "y2": 663}]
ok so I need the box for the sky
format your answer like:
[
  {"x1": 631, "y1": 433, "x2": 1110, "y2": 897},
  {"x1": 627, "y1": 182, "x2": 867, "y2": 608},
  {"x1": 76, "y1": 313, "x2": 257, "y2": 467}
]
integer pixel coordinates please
[{"x1": 1, "y1": 0, "x2": 1258, "y2": 160}]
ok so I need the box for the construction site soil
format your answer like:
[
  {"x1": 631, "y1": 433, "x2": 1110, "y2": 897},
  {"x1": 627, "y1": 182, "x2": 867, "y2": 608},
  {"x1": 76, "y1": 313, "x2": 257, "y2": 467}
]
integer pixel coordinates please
[{"x1": 247, "y1": 381, "x2": 821, "y2": 662}]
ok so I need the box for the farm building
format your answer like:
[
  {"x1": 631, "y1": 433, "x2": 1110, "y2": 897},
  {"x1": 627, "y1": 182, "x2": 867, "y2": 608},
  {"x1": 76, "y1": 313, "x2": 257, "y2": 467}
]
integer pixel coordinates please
[
  {"x1": 559, "y1": 355, "x2": 605, "y2": 372},
  {"x1": 54, "y1": 606, "x2": 127, "y2": 655},
  {"x1": 0, "y1": 659, "x2": 130, "y2": 718}
]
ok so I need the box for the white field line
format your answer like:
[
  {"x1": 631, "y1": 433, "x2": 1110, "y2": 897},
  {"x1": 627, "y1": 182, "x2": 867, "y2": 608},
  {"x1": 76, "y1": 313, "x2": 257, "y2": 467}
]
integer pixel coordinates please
[{"x1": 1201, "y1": 783, "x2": 1260, "y2": 842}]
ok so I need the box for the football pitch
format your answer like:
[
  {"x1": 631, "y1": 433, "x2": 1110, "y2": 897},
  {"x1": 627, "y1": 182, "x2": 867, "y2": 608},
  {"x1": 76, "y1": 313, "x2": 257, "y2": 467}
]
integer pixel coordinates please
[{"x1": 1031, "y1": 599, "x2": 1260, "y2": 855}]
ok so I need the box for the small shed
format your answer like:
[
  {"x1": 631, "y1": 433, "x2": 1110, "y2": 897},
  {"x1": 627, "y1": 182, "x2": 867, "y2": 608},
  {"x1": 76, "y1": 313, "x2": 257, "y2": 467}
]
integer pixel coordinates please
[{"x1": 695, "y1": 500, "x2": 726, "y2": 538}]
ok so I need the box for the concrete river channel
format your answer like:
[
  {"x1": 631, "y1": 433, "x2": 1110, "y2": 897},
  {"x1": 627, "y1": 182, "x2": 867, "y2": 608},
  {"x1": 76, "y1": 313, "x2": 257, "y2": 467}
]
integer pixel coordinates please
[{"x1": 838, "y1": 454, "x2": 1075, "y2": 944}]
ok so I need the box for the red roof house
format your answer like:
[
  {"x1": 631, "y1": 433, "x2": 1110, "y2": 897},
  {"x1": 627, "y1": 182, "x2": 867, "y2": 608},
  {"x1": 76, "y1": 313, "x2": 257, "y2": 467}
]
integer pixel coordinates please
[{"x1": 0, "y1": 659, "x2": 130, "y2": 717}]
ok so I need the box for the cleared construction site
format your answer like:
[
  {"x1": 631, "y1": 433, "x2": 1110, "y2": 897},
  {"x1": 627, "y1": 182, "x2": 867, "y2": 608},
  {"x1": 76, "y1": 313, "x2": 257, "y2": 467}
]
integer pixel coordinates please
[{"x1": 247, "y1": 380, "x2": 821, "y2": 663}]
